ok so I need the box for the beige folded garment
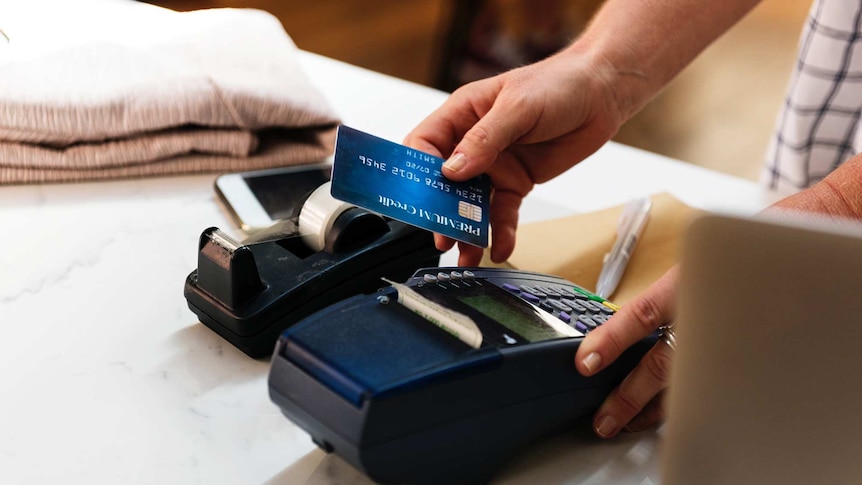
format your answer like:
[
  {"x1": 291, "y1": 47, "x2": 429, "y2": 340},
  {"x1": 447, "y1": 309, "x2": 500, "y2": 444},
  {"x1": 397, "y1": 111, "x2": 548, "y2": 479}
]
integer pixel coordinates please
[
  {"x1": 0, "y1": 1, "x2": 340, "y2": 184},
  {"x1": 504, "y1": 193, "x2": 703, "y2": 305}
]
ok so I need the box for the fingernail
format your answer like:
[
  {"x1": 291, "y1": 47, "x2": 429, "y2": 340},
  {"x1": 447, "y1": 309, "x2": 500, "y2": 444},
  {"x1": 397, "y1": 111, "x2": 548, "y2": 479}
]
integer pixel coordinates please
[
  {"x1": 443, "y1": 153, "x2": 467, "y2": 172},
  {"x1": 582, "y1": 352, "x2": 602, "y2": 374},
  {"x1": 596, "y1": 415, "x2": 618, "y2": 438}
]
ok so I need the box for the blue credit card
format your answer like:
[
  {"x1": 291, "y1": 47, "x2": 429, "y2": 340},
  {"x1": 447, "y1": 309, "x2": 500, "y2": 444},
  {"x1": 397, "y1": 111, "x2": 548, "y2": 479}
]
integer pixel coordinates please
[{"x1": 331, "y1": 125, "x2": 491, "y2": 247}]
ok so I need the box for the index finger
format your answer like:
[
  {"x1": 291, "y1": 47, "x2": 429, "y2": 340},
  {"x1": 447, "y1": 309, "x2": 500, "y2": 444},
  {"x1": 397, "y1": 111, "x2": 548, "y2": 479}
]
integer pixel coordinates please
[
  {"x1": 402, "y1": 81, "x2": 497, "y2": 158},
  {"x1": 576, "y1": 266, "x2": 679, "y2": 376}
]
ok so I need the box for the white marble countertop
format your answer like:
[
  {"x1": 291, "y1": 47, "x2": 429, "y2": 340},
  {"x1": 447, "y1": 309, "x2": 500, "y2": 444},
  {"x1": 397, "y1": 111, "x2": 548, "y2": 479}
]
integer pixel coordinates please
[{"x1": 0, "y1": 46, "x2": 787, "y2": 484}]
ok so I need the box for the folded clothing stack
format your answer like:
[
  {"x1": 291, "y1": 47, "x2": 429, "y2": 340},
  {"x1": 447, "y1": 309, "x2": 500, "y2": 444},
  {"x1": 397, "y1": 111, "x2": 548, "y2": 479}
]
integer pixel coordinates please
[{"x1": 0, "y1": 0, "x2": 340, "y2": 184}]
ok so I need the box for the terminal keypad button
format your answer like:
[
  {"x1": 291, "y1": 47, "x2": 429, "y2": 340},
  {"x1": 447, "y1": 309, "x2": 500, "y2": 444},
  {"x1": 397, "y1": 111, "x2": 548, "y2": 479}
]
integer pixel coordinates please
[
  {"x1": 577, "y1": 315, "x2": 598, "y2": 331},
  {"x1": 599, "y1": 306, "x2": 615, "y2": 316},
  {"x1": 592, "y1": 314, "x2": 609, "y2": 324},
  {"x1": 561, "y1": 298, "x2": 588, "y2": 315},
  {"x1": 582, "y1": 300, "x2": 607, "y2": 314},
  {"x1": 519, "y1": 286, "x2": 547, "y2": 299},
  {"x1": 536, "y1": 286, "x2": 563, "y2": 299},
  {"x1": 544, "y1": 299, "x2": 573, "y2": 313}
]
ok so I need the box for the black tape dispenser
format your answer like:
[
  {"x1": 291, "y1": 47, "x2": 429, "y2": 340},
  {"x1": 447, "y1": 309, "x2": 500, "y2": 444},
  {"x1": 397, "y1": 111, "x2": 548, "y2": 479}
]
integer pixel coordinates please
[{"x1": 184, "y1": 182, "x2": 442, "y2": 358}]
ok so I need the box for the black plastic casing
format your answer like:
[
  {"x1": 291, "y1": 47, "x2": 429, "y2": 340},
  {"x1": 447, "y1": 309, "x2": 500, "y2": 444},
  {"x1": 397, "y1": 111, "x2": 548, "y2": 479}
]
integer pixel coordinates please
[{"x1": 184, "y1": 220, "x2": 441, "y2": 358}]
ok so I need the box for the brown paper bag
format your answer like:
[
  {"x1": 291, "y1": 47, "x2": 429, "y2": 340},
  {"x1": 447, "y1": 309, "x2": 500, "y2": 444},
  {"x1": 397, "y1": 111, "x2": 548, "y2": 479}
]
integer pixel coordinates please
[{"x1": 502, "y1": 193, "x2": 702, "y2": 305}]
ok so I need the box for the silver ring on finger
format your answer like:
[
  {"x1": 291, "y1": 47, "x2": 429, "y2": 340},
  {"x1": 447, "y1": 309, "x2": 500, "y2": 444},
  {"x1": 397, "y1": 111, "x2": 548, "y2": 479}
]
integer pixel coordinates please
[{"x1": 657, "y1": 325, "x2": 677, "y2": 351}]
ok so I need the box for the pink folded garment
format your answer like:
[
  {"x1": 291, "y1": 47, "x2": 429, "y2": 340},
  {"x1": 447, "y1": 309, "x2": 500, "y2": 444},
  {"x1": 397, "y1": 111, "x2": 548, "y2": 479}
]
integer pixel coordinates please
[{"x1": 0, "y1": 1, "x2": 340, "y2": 184}]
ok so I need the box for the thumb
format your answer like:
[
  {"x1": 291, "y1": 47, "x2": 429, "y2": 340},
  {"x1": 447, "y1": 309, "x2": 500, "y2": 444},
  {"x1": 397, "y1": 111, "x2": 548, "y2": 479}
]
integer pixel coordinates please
[{"x1": 442, "y1": 103, "x2": 531, "y2": 181}]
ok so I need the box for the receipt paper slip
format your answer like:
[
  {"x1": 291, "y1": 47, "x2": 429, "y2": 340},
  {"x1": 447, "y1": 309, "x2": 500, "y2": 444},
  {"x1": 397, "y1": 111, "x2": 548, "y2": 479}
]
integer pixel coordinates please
[{"x1": 331, "y1": 125, "x2": 491, "y2": 247}]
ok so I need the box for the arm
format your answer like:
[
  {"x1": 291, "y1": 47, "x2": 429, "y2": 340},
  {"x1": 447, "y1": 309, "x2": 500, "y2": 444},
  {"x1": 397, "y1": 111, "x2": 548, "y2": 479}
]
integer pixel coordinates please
[
  {"x1": 405, "y1": 0, "x2": 762, "y2": 265},
  {"x1": 768, "y1": 157, "x2": 862, "y2": 218},
  {"x1": 575, "y1": 0, "x2": 764, "y2": 122}
]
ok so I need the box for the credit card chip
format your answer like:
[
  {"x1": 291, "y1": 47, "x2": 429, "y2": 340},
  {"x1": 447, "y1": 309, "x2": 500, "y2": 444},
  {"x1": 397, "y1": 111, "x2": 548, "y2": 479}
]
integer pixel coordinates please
[{"x1": 458, "y1": 201, "x2": 483, "y2": 223}]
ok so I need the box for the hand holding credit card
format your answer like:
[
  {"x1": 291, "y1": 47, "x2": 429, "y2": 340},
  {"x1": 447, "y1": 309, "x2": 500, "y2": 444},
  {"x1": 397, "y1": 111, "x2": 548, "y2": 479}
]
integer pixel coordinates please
[{"x1": 331, "y1": 125, "x2": 491, "y2": 247}]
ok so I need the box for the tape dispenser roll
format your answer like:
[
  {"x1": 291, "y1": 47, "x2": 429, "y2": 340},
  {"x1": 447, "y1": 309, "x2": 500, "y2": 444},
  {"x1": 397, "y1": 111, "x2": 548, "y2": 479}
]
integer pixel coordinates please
[{"x1": 298, "y1": 182, "x2": 355, "y2": 252}]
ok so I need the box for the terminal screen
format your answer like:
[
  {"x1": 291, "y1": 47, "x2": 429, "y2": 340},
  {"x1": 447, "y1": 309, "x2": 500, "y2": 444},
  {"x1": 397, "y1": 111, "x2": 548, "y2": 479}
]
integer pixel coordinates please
[{"x1": 456, "y1": 287, "x2": 578, "y2": 343}]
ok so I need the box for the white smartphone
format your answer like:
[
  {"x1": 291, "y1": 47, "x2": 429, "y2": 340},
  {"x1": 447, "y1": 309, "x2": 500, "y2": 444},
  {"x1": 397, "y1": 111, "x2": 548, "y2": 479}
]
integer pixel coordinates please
[{"x1": 214, "y1": 162, "x2": 332, "y2": 231}]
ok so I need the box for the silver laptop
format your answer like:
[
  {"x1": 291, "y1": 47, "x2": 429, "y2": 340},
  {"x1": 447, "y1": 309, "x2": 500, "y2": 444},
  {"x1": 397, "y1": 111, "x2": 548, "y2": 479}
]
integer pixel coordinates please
[{"x1": 662, "y1": 212, "x2": 862, "y2": 485}]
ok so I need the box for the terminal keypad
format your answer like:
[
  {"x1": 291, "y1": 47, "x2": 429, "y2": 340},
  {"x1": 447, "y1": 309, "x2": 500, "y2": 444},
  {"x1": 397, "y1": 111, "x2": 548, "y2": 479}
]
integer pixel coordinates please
[{"x1": 503, "y1": 282, "x2": 616, "y2": 334}]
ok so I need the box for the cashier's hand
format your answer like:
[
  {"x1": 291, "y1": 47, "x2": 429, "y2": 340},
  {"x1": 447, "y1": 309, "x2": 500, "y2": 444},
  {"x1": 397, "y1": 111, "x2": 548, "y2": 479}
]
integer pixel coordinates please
[
  {"x1": 403, "y1": 48, "x2": 626, "y2": 266},
  {"x1": 575, "y1": 266, "x2": 680, "y2": 438}
]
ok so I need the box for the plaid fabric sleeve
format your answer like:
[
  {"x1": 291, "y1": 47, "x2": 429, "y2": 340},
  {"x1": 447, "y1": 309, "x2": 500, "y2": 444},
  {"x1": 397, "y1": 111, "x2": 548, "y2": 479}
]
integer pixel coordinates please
[{"x1": 763, "y1": 0, "x2": 862, "y2": 191}]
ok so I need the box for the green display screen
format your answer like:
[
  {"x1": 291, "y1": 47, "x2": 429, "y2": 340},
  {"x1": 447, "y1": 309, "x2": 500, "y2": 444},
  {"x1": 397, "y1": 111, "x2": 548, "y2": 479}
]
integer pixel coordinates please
[{"x1": 457, "y1": 293, "x2": 576, "y2": 343}]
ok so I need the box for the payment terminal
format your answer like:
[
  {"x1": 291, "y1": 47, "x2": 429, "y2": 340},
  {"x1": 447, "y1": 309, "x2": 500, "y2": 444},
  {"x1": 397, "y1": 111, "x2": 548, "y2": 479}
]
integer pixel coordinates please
[{"x1": 268, "y1": 267, "x2": 656, "y2": 484}]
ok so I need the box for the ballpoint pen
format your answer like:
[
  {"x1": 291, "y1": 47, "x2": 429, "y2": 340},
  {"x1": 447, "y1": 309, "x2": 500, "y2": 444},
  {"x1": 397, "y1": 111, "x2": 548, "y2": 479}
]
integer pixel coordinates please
[{"x1": 595, "y1": 197, "x2": 652, "y2": 299}]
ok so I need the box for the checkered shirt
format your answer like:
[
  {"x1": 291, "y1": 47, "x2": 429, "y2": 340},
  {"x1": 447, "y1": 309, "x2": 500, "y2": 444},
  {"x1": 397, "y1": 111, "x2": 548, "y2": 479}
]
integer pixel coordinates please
[{"x1": 764, "y1": 0, "x2": 862, "y2": 191}]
